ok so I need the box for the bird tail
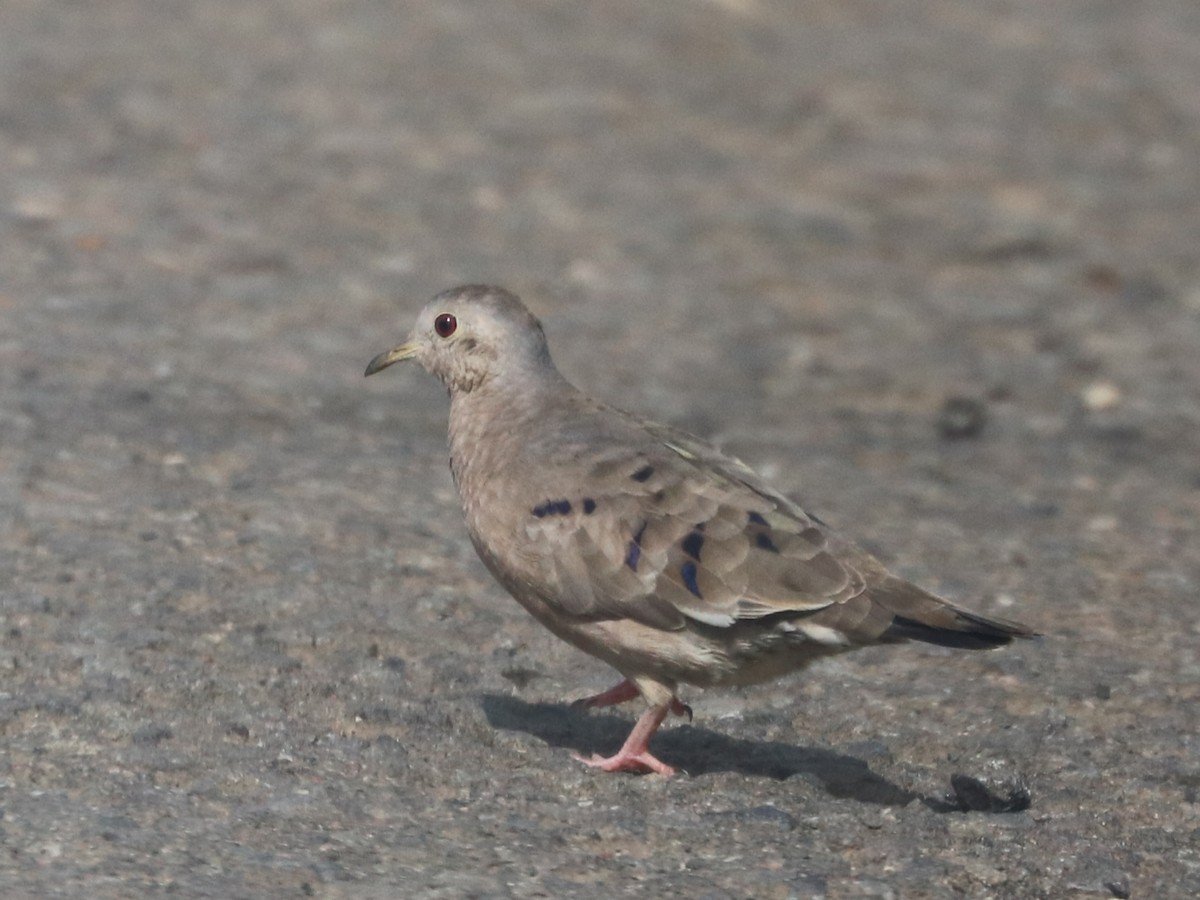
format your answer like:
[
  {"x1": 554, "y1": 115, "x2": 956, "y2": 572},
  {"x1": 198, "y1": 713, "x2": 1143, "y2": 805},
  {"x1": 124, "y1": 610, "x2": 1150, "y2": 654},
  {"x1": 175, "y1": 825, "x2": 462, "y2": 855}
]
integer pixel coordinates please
[{"x1": 873, "y1": 577, "x2": 1036, "y2": 649}]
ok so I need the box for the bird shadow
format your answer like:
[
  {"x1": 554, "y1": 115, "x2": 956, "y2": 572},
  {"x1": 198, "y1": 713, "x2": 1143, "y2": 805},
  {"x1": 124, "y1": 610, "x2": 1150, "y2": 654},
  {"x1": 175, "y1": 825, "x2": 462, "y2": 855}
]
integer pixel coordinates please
[{"x1": 481, "y1": 693, "x2": 920, "y2": 807}]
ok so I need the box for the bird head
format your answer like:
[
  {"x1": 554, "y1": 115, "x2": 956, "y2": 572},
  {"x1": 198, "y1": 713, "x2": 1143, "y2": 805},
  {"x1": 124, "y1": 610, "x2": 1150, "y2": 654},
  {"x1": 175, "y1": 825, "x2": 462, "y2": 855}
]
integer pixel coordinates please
[{"x1": 365, "y1": 285, "x2": 554, "y2": 394}]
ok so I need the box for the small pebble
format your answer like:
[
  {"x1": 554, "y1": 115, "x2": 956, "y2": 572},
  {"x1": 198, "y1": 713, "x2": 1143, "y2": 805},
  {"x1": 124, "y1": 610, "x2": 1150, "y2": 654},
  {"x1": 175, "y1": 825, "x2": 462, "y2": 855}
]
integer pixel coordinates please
[
  {"x1": 1081, "y1": 381, "x2": 1121, "y2": 412},
  {"x1": 937, "y1": 396, "x2": 987, "y2": 440}
]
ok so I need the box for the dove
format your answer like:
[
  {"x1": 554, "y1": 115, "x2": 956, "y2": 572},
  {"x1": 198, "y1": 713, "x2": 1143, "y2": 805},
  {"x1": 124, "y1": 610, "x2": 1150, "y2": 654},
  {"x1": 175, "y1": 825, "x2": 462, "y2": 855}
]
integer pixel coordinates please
[{"x1": 365, "y1": 285, "x2": 1034, "y2": 775}]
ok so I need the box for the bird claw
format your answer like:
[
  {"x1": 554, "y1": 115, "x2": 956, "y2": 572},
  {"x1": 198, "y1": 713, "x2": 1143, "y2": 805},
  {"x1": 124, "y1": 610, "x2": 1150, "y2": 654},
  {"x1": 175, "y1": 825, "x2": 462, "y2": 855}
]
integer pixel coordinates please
[{"x1": 671, "y1": 699, "x2": 693, "y2": 722}]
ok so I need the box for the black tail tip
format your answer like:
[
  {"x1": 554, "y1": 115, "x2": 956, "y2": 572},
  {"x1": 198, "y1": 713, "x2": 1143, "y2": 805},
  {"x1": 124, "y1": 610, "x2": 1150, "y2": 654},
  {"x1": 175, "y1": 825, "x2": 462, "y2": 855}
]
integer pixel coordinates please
[{"x1": 883, "y1": 612, "x2": 1037, "y2": 650}]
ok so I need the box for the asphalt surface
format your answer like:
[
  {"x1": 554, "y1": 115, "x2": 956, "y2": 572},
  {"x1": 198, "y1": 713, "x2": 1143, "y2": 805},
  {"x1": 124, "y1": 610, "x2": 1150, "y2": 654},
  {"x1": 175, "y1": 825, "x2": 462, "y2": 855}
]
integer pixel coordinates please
[{"x1": 2, "y1": 2, "x2": 1199, "y2": 897}]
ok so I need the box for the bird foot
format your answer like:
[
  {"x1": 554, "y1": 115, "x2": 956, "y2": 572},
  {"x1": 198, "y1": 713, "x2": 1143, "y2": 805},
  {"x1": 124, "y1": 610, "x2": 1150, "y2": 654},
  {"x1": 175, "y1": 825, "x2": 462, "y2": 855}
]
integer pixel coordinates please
[
  {"x1": 573, "y1": 750, "x2": 676, "y2": 777},
  {"x1": 573, "y1": 701, "x2": 680, "y2": 775}
]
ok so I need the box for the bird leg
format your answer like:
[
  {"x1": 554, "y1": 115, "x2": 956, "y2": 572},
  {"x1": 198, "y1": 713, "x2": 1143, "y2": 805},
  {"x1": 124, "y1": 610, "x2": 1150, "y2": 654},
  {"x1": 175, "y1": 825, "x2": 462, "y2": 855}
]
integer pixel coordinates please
[
  {"x1": 574, "y1": 702, "x2": 676, "y2": 776},
  {"x1": 572, "y1": 679, "x2": 693, "y2": 721},
  {"x1": 571, "y1": 679, "x2": 639, "y2": 709}
]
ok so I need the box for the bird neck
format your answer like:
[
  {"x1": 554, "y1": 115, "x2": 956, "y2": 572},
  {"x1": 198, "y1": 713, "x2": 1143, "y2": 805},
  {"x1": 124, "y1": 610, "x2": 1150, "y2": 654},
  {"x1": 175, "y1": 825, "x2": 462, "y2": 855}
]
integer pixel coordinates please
[{"x1": 446, "y1": 366, "x2": 574, "y2": 493}]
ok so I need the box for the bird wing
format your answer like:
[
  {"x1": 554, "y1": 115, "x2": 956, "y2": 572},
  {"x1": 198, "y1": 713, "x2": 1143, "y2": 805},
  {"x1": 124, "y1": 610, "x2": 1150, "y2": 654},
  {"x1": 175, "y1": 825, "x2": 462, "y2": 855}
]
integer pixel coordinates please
[{"x1": 522, "y1": 416, "x2": 872, "y2": 632}]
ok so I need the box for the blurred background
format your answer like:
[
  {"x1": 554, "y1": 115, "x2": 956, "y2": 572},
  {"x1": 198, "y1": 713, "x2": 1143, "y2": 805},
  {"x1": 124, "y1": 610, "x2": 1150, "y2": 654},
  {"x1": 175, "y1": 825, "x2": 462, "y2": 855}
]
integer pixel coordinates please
[{"x1": 1, "y1": 2, "x2": 1197, "y2": 897}]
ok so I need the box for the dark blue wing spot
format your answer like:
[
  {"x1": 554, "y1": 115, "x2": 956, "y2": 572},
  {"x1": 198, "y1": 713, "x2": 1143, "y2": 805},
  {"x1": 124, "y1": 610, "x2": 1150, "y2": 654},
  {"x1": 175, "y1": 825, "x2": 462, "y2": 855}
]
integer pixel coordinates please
[
  {"x1": 755, "y1": 532, "x2": 780, "y2": 554},
  {"x1": 532, "y1": 499, "x2": 572, "y2": 518},
  {"x1": 681, "y1": 530, "x2": 704, "y2": 561},
  {"x1": 680, "y1": 561, "x2": 703, "y2": 599},
  {"x1": 553, "y1": 499, "x2": 572, "y2": 515},
  {"x1": 625, "y1": 522, "x2": 646, "y2": 572},
  {"x1": 631, "y1": 464, "x2": 655, "y2": 482},
  {"x1": 625, "y1": 541, "x2": 641, "y2": 572},
  {"x1": 531, "y1": 502, "x2": 551, "y2": 518},
  {"x1": 748, "y1": 511, "x2": 769, "y2": 527},
  {"x1": 582, "y1": 498, "x2": 596, "y2": 514}
]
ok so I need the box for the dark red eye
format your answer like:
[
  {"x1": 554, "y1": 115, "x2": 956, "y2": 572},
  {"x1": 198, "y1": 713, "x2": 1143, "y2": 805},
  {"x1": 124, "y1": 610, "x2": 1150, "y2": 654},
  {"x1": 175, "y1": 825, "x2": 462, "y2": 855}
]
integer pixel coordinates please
[{"x1": 433, "y1": 313, "x2": 457, "y2": 338}]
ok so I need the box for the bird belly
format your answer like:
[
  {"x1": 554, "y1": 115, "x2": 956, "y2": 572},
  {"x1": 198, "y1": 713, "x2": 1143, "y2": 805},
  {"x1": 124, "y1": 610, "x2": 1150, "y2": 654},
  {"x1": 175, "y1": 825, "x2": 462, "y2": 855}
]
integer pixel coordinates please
[{"x1": 556, "y1": 616, "x2": 853, "y2": 691}]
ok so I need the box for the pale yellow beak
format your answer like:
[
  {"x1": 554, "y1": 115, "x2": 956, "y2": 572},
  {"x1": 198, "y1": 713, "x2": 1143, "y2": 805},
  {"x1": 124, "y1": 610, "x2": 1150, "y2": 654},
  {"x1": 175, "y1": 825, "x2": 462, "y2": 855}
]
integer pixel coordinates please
[{"x1": 364, "y1": 341, "x2": 420, "y2": 376}]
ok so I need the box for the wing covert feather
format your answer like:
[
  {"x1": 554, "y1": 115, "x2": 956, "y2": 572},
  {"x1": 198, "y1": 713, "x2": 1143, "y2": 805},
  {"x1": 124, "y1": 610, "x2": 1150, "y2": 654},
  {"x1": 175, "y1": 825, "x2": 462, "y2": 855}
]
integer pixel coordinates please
[{"x1": 522, "y1": 426, "x2": 869, "y2": 631}]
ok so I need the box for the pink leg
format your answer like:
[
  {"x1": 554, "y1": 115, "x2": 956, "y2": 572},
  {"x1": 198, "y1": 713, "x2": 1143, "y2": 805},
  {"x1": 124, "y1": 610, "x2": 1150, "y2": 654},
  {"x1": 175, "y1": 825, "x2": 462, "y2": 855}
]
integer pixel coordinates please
[
  {"x1": 574, "y1": 703, "x2": 676, "y2": 776},
  {"x1": 571, "y1": 679, "x2": 639, "y2": 710},
  {"x1": 572, "y1": 679, "x2": 693, "y2": 721}
]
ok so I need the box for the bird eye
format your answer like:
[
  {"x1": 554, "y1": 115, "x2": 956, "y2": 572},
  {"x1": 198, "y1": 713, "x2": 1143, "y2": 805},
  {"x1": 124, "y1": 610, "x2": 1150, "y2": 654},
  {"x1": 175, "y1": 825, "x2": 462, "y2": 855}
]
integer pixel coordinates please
[{"x1": 433, "y1": 313, "x2": 457, "y2": 338}]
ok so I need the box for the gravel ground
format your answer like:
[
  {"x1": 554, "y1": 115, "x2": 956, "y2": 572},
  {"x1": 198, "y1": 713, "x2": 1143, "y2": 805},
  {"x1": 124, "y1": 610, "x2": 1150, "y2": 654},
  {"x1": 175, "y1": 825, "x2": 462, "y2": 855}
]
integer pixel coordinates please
[{"x1": 2, "y1": 2, "x2": 1199, "y2": 897}]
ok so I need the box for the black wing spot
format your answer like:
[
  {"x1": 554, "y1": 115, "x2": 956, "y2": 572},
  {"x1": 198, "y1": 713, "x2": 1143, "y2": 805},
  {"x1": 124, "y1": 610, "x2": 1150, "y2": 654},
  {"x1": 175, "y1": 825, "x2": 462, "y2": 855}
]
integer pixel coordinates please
[
  {"x1": 631, "y1": 464, "x2": 655, "y2": 482},
  {"x1": 680, "y1": 561, "x2": 703, "y2": 599},
  {"x1": 532, "y1": 499, "x2": 572, "y2": 518},
  {"x1": 747, "y1": 511, "x2": 769, "y2": 527},
  {"x1": 755, "y1": 532, "x2": 780, "y2": 554},
  {"x1": 582, "y1": 498, "x2": 596, "y2": 514},
  {"x1": 681, "y1": 530, "x2": 704, "y2": 561},
  {"x1": 625, "y1": 522, "x2": 647, "y2": 572}
]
